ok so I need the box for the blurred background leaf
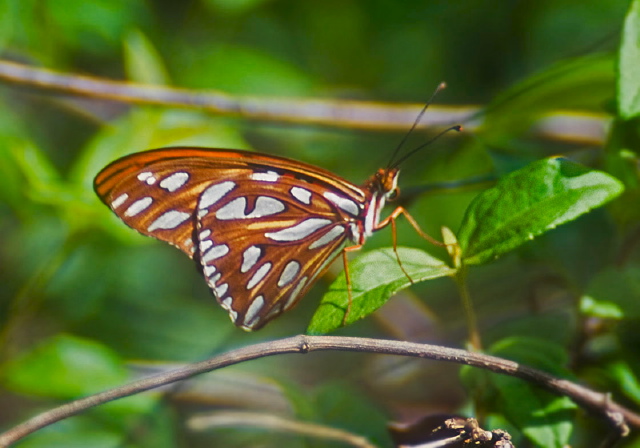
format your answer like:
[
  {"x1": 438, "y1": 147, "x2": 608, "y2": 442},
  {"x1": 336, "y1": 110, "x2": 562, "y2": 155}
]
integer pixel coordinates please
[{"x1": 1, "y1": 1, "x2": 639, "y2": 447}]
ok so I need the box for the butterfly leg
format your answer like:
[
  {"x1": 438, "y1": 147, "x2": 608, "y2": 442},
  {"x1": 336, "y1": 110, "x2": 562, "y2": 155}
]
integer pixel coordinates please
[
  {"x1": 341, "y1": 244, "x2": 363, "y2": 326},
  {"x1": 377, "y1": 206, "x2": 444, "y2": 284}
]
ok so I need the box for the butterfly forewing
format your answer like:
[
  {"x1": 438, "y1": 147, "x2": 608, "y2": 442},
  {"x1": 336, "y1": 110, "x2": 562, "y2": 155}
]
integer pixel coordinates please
[
  {"x1": 95, "y1": 150, "x2": 254, "y2": 255},
  {"x1": 95, "y1": 147, "x2": 375, "y2": 330}
]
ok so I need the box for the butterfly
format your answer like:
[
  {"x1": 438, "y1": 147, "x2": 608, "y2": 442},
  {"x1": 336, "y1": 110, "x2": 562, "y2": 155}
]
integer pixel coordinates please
[{"x1": 94, "y1": 103, "x2": 457, "y2": 331}]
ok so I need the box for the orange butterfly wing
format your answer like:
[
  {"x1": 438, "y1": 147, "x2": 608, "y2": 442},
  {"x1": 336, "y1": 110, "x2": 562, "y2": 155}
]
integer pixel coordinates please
[{"x1": 94, "y1": 148, "x2": 370, "y2": 330}]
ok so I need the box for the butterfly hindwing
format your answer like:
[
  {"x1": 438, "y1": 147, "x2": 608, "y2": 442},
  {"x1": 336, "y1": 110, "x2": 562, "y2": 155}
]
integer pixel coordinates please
[{"x1": 195, "y1": 171, "x2": 355, "y2": 330}]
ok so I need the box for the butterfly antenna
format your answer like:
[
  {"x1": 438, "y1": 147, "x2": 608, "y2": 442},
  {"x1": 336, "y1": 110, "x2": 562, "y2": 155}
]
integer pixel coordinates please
[
  {"x1": 386, "y1": 81, "x2": 447, "y2": 168},
  {"x1": 391, "y1": 125, "x2": 462, "y2": 169}
]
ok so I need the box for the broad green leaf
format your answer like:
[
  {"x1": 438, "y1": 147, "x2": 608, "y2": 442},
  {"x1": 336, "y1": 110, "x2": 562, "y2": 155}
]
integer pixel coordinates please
[
  {"x1": 176, "y1": 43, "x2": 313, "y2": 95},
  {"x1": 482, "y1": 54, "x2": 614, "y2": 138},
  {"x1": 203, "y1": 0, "x2": 271, "y2": 15},
  {"x1": 458, "y1": 158, "x2": 624, "y2": 265},
  {"x1": 124, "y1": 29, "x2": 170, "y2": 85},
  {"x1": 2, "y1": 334, "x2": 127, "y2": 398},
  {"x1": 42, "y1": 0, "x2": 149, "y2": 56},
  {"x1": 14, "y1": 417, "x2": 124, "y2": 448},
  {"x1": 488, "y1": 337, "x2": 577, "y2": 448},
  {"x1": 618, "y1": 0, "x2": 640, "y2": 119},
  {"x1": 1, "y1": 334, "x2": 156, "y2": 415},
  {"x1": 307, "y1": 247, "x2": 453, "y2": 334},
  {"x1": 581, "y1": 266, "x2": 640, "y2": 319},
  {"x1": 609, "y1": 361, "x2": 640, "y2": 406},
  {"x1": 314, "y1": 382, "x2": 393, "y2": 447},
  {"x1": 579, "y1": 295, "x2": 624, "y2": 319},
  {"x1": 604, "y1": 119, "x2": 640, "y2": 229},
  {"x1": 0, "y1": 139, "x2": 26, "y2": 210}
]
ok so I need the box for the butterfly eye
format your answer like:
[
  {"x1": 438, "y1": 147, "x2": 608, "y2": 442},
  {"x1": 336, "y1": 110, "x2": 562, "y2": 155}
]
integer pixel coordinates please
[{"x1": 387, "y1": 187, "x2": 400, "y2": 201}]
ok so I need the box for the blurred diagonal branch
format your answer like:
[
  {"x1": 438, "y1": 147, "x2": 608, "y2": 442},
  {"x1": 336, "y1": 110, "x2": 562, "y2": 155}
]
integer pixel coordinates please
[
  {"x1": 188, "y1": 411, "x2": 376, "y2": 448},
  {"x1": 0, "y1": 334, "x2": 637, "y2": 446},
  {"x1": 0, "y1": 59, "x2": 468, "y2": 130},
  {"x1": 0, "y1": 60, "x2": 607, "y2": 142}
]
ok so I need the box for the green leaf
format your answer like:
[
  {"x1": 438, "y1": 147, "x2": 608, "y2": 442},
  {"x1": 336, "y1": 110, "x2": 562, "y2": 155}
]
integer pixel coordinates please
[
  {"x1": 123, "y1": 29, "x2": 170, "y2": 85},
  {"x1": 41, "y1": 0, "x2": 149, "y2": 56},
  {"x1": 14, "y1": 417, "x2": 124, "y2": 448},
  {"x1": 618, "y1": 0, "x2": 640, "y2": 119},
  {"x1": 609, "y1": 361, "x2": 640, "y2": 406},
  {"x1": 488, "y1": 337, "x2": 577, "y2": 448},
  {"x1": 307, "y1": 247, "x2": 454, "y2": 334},
  {"x1": 458, "y1": 158, "x2": 624, "y2": 265},
  {"x1": 483, "y1": 54, "x2": 614, "y2": 138},
  {"x1": 2, "y1": 334, "x2": 128, "y2": 398},
  {"x1": 2, "y1": 334, "x2": 156, "y2": 415},
  {"x1": 314, "y1": 382, "x2": 393, "y2": 447},
  {"x1": 579, "y1": 295, "x2": 623, "y2": 319},
  {"x1": 581, "y1": 266, "x2": 640, "y2": 319},
  {"x1": 176, "y1": 43, "x2": 314, "y2": 95},
  {"x1": 203, "y1": 0, "x2": 271, "y2": 15}
]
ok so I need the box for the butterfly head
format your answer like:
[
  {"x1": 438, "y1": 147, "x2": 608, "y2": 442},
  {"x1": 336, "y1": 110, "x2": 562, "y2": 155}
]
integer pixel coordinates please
[{"x1": 369, "y1": 167, "x2": 401, "y2": 201}]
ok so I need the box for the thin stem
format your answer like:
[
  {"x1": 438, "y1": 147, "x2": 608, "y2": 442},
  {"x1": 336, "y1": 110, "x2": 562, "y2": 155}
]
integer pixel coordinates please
[
  {"x1": 453, "y1": 264, "x2": 482, "y2": 351},
  {"x1": 188, "y1": 411, "x2": 376, "y2": 448},
  {"x1": 0, "y1": 335, "x2": 638, "y2": 447}
]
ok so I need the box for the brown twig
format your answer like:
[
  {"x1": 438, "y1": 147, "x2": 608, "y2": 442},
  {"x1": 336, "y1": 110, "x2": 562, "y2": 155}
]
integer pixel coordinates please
[
  {"x1": 0, "y1": 59, "x2": 472, "y2": 131},
  {"x1": 0, "y1": 59, "x2": 609, "y2": 142},
  {"x1": 0, "y1": 335, "x2": 637, "y2": 447}
]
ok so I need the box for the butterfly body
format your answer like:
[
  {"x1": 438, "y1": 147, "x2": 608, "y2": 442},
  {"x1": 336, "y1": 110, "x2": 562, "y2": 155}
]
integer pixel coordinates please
[{"x1": 95, "y1": 148, "x2": 400, "y2": 330}]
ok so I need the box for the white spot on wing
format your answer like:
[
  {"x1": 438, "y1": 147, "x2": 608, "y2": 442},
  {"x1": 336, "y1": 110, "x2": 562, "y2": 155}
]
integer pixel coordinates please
[
  {"x1": 199, "y1": 239, "x2": 213, "y2": 252},
  {"x1": 278, "y1": 260, "x2": 300, "y2": 287},
  {"x1": 159, "y1": 172, "x2": 189, "y2": 192},
  {"x1": 210, "y1": 273, "x2": 222, "y2": 284},
  {"x1": 203, "y1": 265, "x2": 217, "y2": 276},
  {"x1": 323, "y1": 191, "x2": 360, "y2": 216},
  {"x1": 217, "y1": 196, "x2": 285, "y2": 220},
  {"x1": 199, "y1": 181, "x2": 236, "y2": 209},
  {"x1": 147, "y1": 210, "x2": 191, "y2": 231},
  {"x1": 199, "y1": 229, "x2": 211, "y2": 239},
  {"x1": 244, "y1": 295, "x2": 265, "y2": 327},
  {"x1": 124, "y1": 197, "x2": 153, "y2": 217},
  {"x1": 309, "y1": 226, "x2": 346, "y2": 249},
  {"x1": 247, "y1": 262, "x2": 272, "y2": 289},
  {"x1": 241, "y1": 246, "x2": 262, "y2": 273},
  {"x1": 221, "y1": 296, "x2": 233, "y2": 310},
  {"x1": 111, "y1": 193, "x2": 128, "y2": 209},
  {"x1": 249, "y1": 196, "x2": 285, "y2": 218},
  {"x1": 202, "y1": 244, "x2": 229, "y2": 263},
  {"x1": 265, "y1": 218, "x2": 332, "y2": 242},
  {"x1": 215, "y1": 283, "x2": 229, "y2": 298},
  {"x1": 250, "y1": 171, "x2": 279, "y2": 182},
  {"x1": 216, "y1": 197, "x2": 246, "y2": 220},
  {"x1": 137, "y1": 172, "x2": 156, "y2": 185},
  {"x1": 290, "y1": 186, "x2": 312, "y2": 205}
]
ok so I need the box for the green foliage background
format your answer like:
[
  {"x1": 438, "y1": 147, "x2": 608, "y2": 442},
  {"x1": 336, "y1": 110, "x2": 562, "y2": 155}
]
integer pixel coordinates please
[{"x1": 1, "y1": 1, "x2": 640, "y2": 447}]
